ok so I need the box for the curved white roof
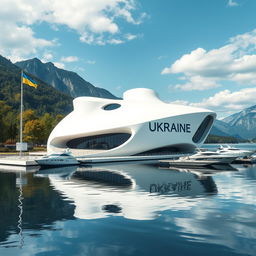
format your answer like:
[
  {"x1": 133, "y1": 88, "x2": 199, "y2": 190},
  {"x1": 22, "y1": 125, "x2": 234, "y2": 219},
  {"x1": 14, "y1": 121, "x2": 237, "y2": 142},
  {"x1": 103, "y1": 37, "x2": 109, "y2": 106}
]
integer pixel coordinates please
[
  {"x1": 48, "y1": 88, "x2": 216, "y2": 157},
  {"x1": 55, "y1": 88, "x2": 214, "y2": 136}
]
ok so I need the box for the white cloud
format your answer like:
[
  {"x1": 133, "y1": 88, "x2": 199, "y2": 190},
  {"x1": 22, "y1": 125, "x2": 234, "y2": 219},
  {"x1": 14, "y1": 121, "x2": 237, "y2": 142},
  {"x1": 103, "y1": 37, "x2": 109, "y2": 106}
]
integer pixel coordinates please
[
  {"x1": 162, "y1": 29, "x2": 256, "y2": 91},
  {"x1": 61, "y1": 56, "x2": 79, "y2": 62},
  {"x1": 173, "y1": 76, "x2": 220, "y2": 91},
  {"x1": 125, "y1": 33, "x2": 138, "y2": 41},
  {"x1": 171, "y1": 87, "x2": 256, "y2": 118},
  {"x1": 42, "y1": 52, "x2": 54, "y2": 62},
  {"x1": 0, "y1": 0, "x2": 144, "y2": 61},
  {"x1": 108, "y1": 38, "x2": 124, "y2": 45},
  {"x1": 0, "y1": 23, "x2": 54, "y2": 62},
  {"x1": 191, "y1": 88, "x2": 256, "y2": 110},
  {"x1": 227, "y1": 0, "x2": 239, "y2": 7}
]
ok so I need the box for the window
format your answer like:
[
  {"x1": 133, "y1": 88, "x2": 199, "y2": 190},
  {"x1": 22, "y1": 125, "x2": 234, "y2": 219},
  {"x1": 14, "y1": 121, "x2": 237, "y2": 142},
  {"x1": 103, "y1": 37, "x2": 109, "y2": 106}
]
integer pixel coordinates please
[
  {"x1": 103, "y1": 103, "x2": 121, "y2": 111},
  {"x1": 66, "y1": 133, "x2": 131, "y2": 150},
  {"x1": 192, "y1": 115, "x2": 214, "y2": 143}
]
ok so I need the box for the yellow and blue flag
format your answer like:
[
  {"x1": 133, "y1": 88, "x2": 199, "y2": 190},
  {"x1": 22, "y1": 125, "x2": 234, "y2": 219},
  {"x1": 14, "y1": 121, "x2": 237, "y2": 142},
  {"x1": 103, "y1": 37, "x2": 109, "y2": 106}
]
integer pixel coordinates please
[{"x1": 22, "y1": 73, "x2": 38, "y2": 89}]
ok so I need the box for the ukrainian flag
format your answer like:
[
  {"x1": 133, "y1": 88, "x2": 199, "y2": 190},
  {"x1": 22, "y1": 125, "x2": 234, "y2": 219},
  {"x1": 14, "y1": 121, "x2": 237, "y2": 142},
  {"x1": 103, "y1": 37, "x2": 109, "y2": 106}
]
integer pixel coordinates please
[{"x1": 22, "y1": 73, "x2": 38, "y2": 88}]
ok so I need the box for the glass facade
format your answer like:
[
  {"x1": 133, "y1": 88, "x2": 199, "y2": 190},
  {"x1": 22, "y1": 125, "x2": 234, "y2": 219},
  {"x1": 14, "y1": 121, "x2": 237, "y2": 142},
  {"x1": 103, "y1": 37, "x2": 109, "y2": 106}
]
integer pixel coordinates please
[
  {"x1": 66, "y1": 133, "x2": 131, "y2": 150},
  {"x1": 192, "y1": 115, "x2": 214, "y2": 143}
]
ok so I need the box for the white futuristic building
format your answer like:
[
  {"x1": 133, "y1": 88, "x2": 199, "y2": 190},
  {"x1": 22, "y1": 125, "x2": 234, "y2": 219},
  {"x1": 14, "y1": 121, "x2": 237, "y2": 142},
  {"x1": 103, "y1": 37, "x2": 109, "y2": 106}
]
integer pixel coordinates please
[{"x1": 47, "y1": 88, "x2": 216, "y2": 157}]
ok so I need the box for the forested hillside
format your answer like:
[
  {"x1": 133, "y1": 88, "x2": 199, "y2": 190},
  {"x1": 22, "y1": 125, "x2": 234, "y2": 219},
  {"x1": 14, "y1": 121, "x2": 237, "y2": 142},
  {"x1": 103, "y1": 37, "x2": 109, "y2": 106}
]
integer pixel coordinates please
[{"x1": 0, "y1": 55, "x2": 73, "y2": 145}]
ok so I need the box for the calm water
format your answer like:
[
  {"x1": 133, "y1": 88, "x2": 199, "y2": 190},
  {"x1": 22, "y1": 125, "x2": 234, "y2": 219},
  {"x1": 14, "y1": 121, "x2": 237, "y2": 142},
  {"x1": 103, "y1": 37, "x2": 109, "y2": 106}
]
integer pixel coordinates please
[{"x1": 1, "y1": 147, "x2": 256, "y2": 255}]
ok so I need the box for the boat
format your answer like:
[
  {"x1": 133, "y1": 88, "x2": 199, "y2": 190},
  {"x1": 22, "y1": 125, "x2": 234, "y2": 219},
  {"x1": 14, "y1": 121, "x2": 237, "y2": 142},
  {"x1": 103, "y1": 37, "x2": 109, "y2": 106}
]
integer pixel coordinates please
[
  {"x1": 160, "y1": 158, "x2": 224, "y2": 167},
  {"x1": 188, "y1": 150, "x2": 238, "y2": 163},
  {"x1": 161, "y1": 149, "x2": 238, "y2": 167},
  {"x1": 217, "y1": 145, "x2": 255, "y2": 159},
  {"x1": 35, "y1": 149, "x2": 79, "y2": 166}
]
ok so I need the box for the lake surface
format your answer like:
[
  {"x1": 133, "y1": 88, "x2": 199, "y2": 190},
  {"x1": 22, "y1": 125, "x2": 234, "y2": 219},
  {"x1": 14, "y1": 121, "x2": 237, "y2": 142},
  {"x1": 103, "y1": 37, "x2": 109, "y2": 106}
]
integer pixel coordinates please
[{"x1": 1, "y1": 148, "x2": 256, "y2": 255}]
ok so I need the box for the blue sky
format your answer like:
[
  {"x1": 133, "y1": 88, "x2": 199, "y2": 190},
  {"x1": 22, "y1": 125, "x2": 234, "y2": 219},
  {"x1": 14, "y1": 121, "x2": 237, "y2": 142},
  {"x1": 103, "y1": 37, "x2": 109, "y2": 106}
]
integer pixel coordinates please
[{"x1": 1, "y1": 0, "x2": 256, "y2": 118}]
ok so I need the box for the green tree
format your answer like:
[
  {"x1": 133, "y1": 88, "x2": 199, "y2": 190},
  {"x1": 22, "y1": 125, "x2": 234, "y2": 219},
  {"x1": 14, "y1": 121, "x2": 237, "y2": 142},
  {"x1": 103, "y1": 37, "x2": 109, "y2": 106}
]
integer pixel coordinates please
[
  {"x1": 40, "y1": 113, "x2": 55, "y2": 143},
  {"x1": 0, "y1": 101, "x2": 17, "y2": 142}
]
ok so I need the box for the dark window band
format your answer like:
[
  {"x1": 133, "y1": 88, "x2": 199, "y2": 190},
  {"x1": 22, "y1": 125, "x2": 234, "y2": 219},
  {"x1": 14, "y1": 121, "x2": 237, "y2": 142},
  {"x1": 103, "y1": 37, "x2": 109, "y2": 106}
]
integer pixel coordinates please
[{"x1": 66, "y1": 133, "x2": 131, "y2": 150}]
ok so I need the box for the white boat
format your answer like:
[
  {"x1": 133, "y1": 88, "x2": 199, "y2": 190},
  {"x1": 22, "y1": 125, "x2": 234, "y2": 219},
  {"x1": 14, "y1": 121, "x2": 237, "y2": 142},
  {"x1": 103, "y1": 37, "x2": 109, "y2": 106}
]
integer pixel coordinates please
[
  {"x1": 161, "y1": 158, "x2": 223, "y2": 167},
  {"x1": 162, "y1": 149, "x2": 238, "y2": 167},
  {"x1": 36, "y1": 150, "x2": 79, "y2": 166},
  {"x1": 217, "y1": 145, "x2": 255, "y2": 159},
  {"x1": 188, "y1": 150, "x2": 238, "y2": 163}
]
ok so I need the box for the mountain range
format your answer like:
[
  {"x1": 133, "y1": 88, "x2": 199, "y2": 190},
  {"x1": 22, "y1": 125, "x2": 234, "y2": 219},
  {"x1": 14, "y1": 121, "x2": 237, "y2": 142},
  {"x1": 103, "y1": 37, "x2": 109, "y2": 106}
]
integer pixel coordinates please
[
  {"x1": 214, "y1": 105, "x2": 256, "y2": 140},
  {"x1": 0, "y1": 54, "x2": 255, "y2": 140},
  {"x1": 15, "y1": 58, "x2": 117, "y2": 99},
  {"x1": 0, "y1": 55, "x2": 72, "y2": 115}
]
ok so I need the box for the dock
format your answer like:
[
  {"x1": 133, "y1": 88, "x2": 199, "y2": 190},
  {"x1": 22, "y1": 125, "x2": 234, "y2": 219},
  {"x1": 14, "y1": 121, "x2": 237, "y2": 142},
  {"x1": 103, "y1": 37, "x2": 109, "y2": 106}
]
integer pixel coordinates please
[
  {"x1": 0, "y1": 153, "x2": 186, "y2": 169},
  {"x1": 77, "y1": 154, "x2": 185, "y2": 165},
  {"x1": 0, "y1": 155, "x2": 41, "y2": 172}
]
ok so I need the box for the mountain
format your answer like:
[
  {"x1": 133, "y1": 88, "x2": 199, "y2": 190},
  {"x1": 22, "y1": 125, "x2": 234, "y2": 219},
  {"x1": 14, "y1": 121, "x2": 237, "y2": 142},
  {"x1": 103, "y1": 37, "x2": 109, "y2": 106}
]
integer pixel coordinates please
[
  {"x1": 209, "y1": 119, "x2": 231, "y2": 137},
  {"x1": 221, "y1": 105, "x2": 256, "y2": 140},
  {"x1": 209, "y1": 105, "x2": 256, "y2": 140},
  {"x1": 0, "y1": 55, "x2": 72, "y2": 115},
  {"x1": 15, "y1": 58, "x2": 117, "y2": 99}
]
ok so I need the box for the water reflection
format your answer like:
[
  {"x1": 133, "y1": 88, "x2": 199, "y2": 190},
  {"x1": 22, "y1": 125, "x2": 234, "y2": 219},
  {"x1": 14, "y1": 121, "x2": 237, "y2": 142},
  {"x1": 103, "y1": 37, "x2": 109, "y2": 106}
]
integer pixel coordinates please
[
  {"x1": 0, "y1": 170, "x2": 75, "y2": 248},
  {"x1": 35, "y1": 164, "x2": 218, "y2": 220},
  {"x1": 0, "y1": 163, "x2": 256, "y2": 256}
]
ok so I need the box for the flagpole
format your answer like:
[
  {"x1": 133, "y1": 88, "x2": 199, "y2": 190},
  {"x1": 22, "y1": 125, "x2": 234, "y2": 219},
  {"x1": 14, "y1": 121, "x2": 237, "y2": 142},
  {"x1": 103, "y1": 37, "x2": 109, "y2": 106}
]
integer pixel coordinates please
[{"x1": 19, "y1": 70, "x2": 23, "y2": 158}]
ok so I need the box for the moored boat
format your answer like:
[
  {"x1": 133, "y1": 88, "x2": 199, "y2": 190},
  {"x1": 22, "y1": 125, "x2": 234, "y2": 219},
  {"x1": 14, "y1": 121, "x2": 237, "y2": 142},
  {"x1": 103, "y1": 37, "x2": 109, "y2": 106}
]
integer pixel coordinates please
[
  {"x1": 36, "y1": 150, "x2": 79, "y2": 166},
  {"x1": 161, "y1": 149, "x2": 238, "y2": 168},
  {"x1": 217, "y1": 145, "x2": 255, "y2": 159}
]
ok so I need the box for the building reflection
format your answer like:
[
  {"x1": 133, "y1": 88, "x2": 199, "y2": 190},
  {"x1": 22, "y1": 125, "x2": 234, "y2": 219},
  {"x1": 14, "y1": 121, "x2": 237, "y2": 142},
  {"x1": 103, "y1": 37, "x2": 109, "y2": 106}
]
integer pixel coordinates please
[
  {"x1": 35, "y1": 164, "x2": 219, "y2": 220},
  {"x1": 1, "y1": 163, "x2": 255, "y2": 256},
  {"x1": 0, "y1": 163, "x2": 240, "y2": 246}
]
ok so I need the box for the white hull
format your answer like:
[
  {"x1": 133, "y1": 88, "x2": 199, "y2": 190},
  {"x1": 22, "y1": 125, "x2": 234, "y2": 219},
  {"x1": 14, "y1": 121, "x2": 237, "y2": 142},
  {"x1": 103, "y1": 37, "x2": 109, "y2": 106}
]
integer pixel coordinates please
[
  {"x1": 161, "y1": 159, "x2": 229, "y2": 167},
  {"x1": 217, "y1": 146, "x2": 255, "y2": 159},
  {"x1": 35, "y1": 151, "x2": 79, "y2": 166},
  {"x1": 36, "y1": 159, "x2": 79, "y2": 166}
]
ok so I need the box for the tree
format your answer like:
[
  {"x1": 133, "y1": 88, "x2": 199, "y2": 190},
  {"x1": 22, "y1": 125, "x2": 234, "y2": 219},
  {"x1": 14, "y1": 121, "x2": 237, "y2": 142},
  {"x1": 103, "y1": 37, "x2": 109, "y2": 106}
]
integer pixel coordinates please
[
  {"x1": 40, "y1": 113, "x2": 55, "y2": 143},
  {"x1": 0, "y1": 101, "x2": 17, "y2": 142},
  {"x1": 22, "y1": 109, "x2": 37, "y2": 123},
  {"x1": 23, "y1": 119, "x2": 44, "y2": 144}
]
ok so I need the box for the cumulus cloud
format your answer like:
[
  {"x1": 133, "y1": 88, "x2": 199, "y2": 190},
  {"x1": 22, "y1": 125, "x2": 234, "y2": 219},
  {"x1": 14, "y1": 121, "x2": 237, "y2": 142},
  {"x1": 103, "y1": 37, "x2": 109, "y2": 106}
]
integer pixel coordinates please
[
  {"x1": 0, "y1": 0, "x2": 144, "y2": 60},
  {"x1": 108, "y1": 38, "x2": 124, "y2": 45},
  {"x1": 61, "y1": 56, "x2": 79, "y2": 62},
  {"x1": 191, "y1": 88, "x2": 256, "y2": 110},
  {"x1": 227, "y1": 0, "x2": 239, "y2": 7},
  {"x1": 162, "y1": 29, "x2": 256, "y2": 91},
  {"x1": 173, "y1": 76, "x2": 220, "y2": 91},
  {"x1": 170, "y1": 87, "x2": 256, "y2": 117}
]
